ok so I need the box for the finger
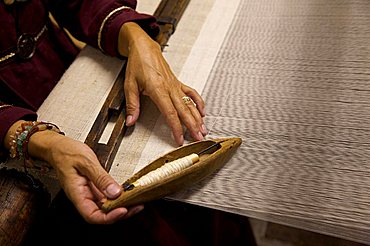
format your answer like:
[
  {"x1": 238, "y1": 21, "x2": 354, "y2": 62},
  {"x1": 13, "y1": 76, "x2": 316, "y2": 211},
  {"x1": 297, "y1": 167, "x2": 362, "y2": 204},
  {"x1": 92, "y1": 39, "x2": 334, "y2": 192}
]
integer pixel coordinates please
[
  {"x1": 182, "y1": 96, "x2": 208, "y2": 136},
  {"x1": 102, "y1": 207, "x2": 129, "y2": 224},
  {"x1": 82, "y1": 203, "x2": 128, "y2": 224},
  {"x1": 151, "y1": 92, "x2": 185, "y2": 145},
  {"x1": 124, "y1": 77, "x2": 141, "y2": 126},
  {"x1": 173, "y1": 95, "x2": 204, "y2": 142},
  {"x1": 88, "y1": 180, "x2": 105, "y2": 202},
  {"x1": 120, "y1": 205, "x2": 145, "y2": 219},
  {"x1": 182, "y1": 85, "x2": 206, "y2": 117},
  {"x1": 77, "y1": 155, "x2": 122, "y2": 200},
  {"x1": 64, "y1": 177, "x2": 128, "y2": 224}
]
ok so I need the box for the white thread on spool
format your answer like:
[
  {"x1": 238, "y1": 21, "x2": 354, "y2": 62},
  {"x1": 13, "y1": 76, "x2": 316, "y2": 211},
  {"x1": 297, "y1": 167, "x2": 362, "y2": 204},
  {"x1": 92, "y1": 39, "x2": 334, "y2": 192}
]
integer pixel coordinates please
[{"x1": 133, "y1": 153, "x2": 200, "y2": 187}]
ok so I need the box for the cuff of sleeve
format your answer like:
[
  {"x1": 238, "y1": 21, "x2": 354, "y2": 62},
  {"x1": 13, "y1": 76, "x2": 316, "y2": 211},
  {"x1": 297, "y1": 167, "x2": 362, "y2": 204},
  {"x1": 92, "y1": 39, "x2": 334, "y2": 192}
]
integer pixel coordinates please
[
  {"x1": 0, "y1": 107, "x2": 37, "y2": 151},
  {"x1": 100, "y1": 8, "x2": 159, "y2": 57}
]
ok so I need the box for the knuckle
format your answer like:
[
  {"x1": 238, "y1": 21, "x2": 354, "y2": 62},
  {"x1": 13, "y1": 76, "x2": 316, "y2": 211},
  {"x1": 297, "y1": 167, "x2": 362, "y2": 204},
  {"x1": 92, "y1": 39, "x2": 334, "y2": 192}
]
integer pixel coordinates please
[
  {"x1": 186, "y1": 121, "x2": 199, "y2": 132},
  {"x1": 94, "y1": 172, "x2": 108, "y2": 186},
  {"x1": 126, "y1": 102, "x2": 138, "y2": 112},
  {"x1": 165, "y1": 108, "x2": 179, "y2": 120}
]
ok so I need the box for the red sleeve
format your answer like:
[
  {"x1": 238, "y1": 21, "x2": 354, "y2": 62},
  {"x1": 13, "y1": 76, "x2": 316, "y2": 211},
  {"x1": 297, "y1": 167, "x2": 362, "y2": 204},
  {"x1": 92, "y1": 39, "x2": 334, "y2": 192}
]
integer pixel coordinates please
[
  {"x1": 47, "y1": 0, "x2": 159, "y2": 57},
  {"x1": 0, "y1": 106, "x2": 37, "y2": 152}
]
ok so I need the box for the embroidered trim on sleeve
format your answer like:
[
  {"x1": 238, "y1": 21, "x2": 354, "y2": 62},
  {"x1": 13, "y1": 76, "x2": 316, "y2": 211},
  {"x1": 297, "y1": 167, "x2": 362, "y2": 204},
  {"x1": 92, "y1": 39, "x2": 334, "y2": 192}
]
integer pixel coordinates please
[{"x1": 98, "y1": 6, "x2": 132, "y2": 52}]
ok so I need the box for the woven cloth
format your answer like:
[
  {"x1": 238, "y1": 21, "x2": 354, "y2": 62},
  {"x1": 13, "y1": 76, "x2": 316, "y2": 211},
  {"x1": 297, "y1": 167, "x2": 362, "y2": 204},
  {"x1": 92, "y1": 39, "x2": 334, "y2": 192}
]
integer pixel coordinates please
[{"x1": 169, "y1": 0, "x2": 370, "y2": 243}]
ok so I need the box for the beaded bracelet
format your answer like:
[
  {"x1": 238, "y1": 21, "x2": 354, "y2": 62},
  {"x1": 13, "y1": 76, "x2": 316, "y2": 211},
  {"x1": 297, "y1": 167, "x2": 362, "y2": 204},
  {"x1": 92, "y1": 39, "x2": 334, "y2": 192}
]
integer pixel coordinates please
[
  {"x1": 9, "y1": 121, "x2": 36, "y2": 159},
  {"x1": 9, "y1": 121, "x2": 65, "y2": 173}
]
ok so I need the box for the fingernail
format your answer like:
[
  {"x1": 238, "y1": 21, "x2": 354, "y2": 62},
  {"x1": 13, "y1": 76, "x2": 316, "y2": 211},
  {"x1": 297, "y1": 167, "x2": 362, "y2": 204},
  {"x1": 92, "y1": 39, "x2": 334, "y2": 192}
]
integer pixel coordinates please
[
  {"x1": 201, "y1": 107, "x2": 206, "y2": 116},
  {"x1": 179, "y1": 135, "x2": 184, "y2": 146},
  {"x1": 198, "y1": 131, "x2": 204, "y2": 140},
  {"x1": 126, "y1": 115, "x2": 133, "y2": 126},
  {"x1": 133, "y1": 206, "x2": 144, "y2": 214},
  {"x1": 201, "y1": 124, "x2": 208, "y2": 135},
  {"x1": 106, "y1": 184, "x2": 121, "y2": 197}
]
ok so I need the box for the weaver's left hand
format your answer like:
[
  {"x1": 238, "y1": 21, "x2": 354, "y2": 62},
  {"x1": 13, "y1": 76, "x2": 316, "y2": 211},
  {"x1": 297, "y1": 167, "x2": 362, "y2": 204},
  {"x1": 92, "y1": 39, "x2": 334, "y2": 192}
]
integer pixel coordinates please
[
  {"x1": 41, "y1": 133, "x2": 144, "y2": 224},
  {"x1": 118, "y1": 22, "x2": 208, "y2": 146}
]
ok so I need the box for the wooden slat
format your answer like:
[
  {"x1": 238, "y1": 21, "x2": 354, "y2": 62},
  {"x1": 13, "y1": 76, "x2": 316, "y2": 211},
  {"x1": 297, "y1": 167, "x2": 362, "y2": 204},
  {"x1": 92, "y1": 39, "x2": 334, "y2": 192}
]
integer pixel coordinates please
[{"x1": 153, "y1": 0, "x2": 191, "y2": 49}]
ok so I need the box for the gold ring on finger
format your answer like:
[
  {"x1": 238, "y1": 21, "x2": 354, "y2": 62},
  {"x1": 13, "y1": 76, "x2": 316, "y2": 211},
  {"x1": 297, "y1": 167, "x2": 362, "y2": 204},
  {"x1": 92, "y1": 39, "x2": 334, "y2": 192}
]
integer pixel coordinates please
[{"x1": 182, "y1": 96, "x2": 196, "y2": 107}]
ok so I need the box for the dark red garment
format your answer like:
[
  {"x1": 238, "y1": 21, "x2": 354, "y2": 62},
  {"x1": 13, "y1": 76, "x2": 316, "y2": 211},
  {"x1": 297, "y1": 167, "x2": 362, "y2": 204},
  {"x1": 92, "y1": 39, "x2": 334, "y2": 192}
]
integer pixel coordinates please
[{"x1": 24, "y1": 192, "x2": 256, "y2": 246}]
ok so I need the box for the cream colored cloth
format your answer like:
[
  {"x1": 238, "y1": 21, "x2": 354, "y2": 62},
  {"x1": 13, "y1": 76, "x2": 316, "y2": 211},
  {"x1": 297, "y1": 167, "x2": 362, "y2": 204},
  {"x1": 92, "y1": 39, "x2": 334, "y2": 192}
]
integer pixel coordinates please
[{"x1": 113, "y1": 0, "x2": 370, "y2": 244}]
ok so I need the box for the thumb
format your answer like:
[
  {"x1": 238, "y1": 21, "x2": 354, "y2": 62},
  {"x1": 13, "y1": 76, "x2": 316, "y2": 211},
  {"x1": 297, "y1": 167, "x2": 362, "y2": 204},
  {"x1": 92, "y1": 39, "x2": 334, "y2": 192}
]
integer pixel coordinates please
[
  {"x1": 82, "y1": 162, "x2": 122, "y2": 199},
  {"x1": 102, "y1": 179, "x2": 122, "y2": 199}
]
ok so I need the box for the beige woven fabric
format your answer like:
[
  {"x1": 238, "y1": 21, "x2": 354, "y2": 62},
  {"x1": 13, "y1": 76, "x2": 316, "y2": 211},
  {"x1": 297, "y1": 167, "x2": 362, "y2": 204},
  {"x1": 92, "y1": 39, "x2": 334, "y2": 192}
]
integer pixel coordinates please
[
  {"x1": 166, "y1": 0, "x2": 370, "y2": 243},
  {"x1": 115, "y1": 0, "x2": 370, "y2": 243}
]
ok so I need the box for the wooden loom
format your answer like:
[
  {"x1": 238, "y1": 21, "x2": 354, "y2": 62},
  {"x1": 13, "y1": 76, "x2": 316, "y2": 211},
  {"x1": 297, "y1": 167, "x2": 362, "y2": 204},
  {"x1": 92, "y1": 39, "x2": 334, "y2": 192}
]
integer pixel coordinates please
[
  {"x1": 82, "y1": 0, "x2": 242, "y2": 213},
  {"x1": 0, "y1": 0, "x2": 227, "y2": 245}
]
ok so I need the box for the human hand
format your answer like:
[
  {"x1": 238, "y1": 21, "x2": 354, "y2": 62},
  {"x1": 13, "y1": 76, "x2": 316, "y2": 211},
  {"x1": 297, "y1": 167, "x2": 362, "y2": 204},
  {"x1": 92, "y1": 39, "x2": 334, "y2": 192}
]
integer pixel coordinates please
[
  {"x1": 31, "y1": 131, "x2": 143, "y2": 224},
  {"x1": 118, "y1": 22, "x2": 208, "y2": 146}
]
